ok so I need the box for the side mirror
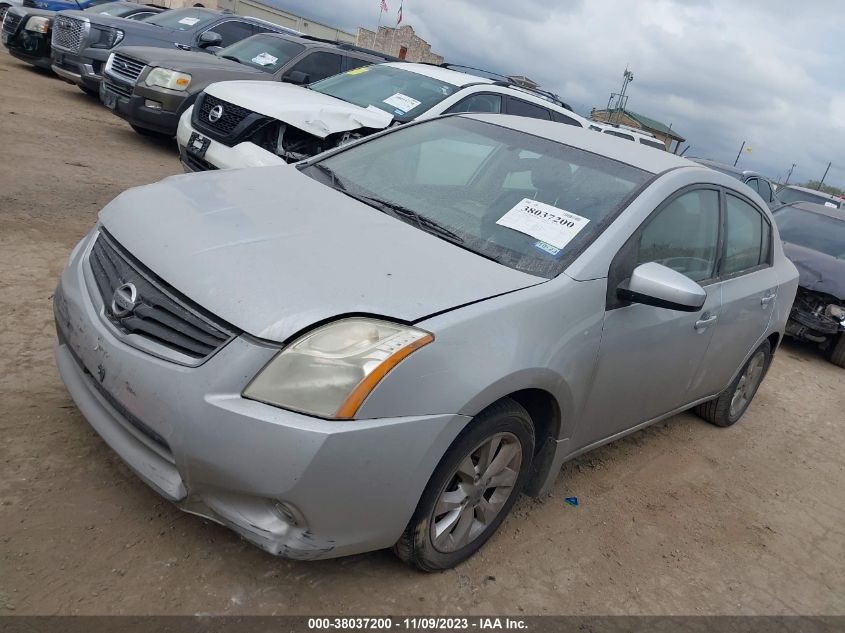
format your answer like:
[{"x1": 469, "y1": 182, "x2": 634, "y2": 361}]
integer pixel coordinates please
[
  {"x1": 617, "y1": 262, "x2": 706, "y2": 312},
  {"x1": 205, "y1": 45, "x2": 223, "y2": 54},
  {"x1": 285, "y1": 70, "x2": 310, "y2": 85},
  {"x1": 198, "y1": 30, "x2": 222, "y2": 48}
]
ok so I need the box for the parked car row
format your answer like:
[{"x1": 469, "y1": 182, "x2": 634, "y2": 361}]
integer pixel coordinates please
[{"x1": 2, "y1": 6, "x2": 842, "y2": 572}]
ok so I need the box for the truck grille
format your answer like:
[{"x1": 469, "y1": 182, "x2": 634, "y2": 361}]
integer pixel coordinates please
[
  {"x1": 2, "y1": 11, "x2": 23, "y2": 35},
  {"x1": 52, "y1": 16, "x2": 86, "y2": 53},
  {"x1": 88, "y1": 231, "x2": 238, "y2": 362},
  {"x1": 194, "y1": 92, "x2": 254, "y2": 138},
  {"x1": 103, "y1": 79, "x2": 132, "y2": 99},
  {"x1": 107, "y1": 53, "x2": 145, "y2": 84}
]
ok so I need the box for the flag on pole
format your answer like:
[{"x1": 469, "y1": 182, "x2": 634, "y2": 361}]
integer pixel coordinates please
[
  {"x1": 380, "y1": 0, "x2": 388, "y2": 12},
  {"x1": 396, "y1": 1, "x2": 403, "y2": 24}
]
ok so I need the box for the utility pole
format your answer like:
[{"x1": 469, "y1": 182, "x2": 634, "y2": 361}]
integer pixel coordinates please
[
  {"x1": 733, "y1": 141, "x2": 745, "y2": 167},
  {"x1": 817, "y1": 162, "x2": 832, "y2": 190},
  {"x1": 784, "y1": 163, "x2": 796, "y2": 185}
]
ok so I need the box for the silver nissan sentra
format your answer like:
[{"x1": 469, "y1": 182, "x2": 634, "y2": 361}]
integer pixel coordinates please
[{"x1": 54, "y1": 113, "x2": 798, "y2": 570}]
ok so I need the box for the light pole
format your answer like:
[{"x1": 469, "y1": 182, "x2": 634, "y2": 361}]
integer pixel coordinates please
[
  {"x1": 733, "y1": 141, "x2": 745, "y2": 167},
  {"x1": 784, "y1": 163, "x2": 796, "y2": 185},
  {"x1": 817, "y1": 162, "x2": 832, "y2": 190}
]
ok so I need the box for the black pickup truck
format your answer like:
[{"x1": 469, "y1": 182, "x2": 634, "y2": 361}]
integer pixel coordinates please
[
  {"x1": 50, "y1": 6, "x2": 295, "y2": 94},
  {"x1": 2, "y1": 1, "x2": 161, "y2": 70}
]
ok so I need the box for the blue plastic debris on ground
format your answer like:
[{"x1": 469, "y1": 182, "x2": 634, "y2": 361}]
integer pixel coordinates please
[{"x1": 565, "y1": 496, "x2": 579, "y2": 507}]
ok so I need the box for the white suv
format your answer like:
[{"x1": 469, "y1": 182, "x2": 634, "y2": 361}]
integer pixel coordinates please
[{"x1": 176, "y1": 61, "x2": 589, "y2": 171}]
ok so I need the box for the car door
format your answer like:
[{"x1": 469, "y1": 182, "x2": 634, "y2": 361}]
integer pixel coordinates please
[
  {"x1": 197, "y1": 19, "x2": 256, "y2": 49},
  {"x1": 695, "y1": 190, "x2": 777, "y2": 395},
  {"x1": 284, "y1": 50, "x2": 344, "y2": 83},
  {"x1": 575, "y1": 187, "x2": 723, "y2": 445}
]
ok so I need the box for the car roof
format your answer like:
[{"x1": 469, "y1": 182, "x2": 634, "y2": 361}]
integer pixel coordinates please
[
  {"x1": 461, "y1": 113, "x2": 694, "y2": 174},
  {"x1": 779, "y1": 201, "x2": 845, "y2": 221},
  {"x1": 781, "y1": 185, "x2": 839, "y2": 200},
  {"x1": 382, "y1": 62, "x2": 495, "y2": 87},
  {"x1": 690, "y1": 158, "x2": 746, "y2": 175}
]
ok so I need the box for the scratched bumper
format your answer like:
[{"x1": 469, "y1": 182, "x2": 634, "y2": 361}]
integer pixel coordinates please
[{"x1": 53, "y1": 229, "x2": 467, "y2": 559}]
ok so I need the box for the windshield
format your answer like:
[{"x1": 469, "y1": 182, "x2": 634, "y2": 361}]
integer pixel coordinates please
[
  {"x1": 778, "y1": 187, "x2": 841, "y2": 208},
  {"x1": 145, "y1": 8, "x2": 216, "y2": 30},
  {"x1": 774, "y1": 207, "x2": 845, "y2": 259},
  {"x1": 216, "y1": 35, "x2": 304, "y2": 72},
  {"x1": 310, "y1": 64, "x2": 458, "y2": 120},
  {"x1": 304, "y1": 117, "x2": 652, "y2": 278}
]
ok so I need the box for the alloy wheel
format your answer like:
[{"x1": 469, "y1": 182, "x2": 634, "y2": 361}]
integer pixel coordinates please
[
  {"x1": 429, "y1": 432, "x2": 523, "y2": 553},
  {"x1": 729, "y1": 350, "x2": 766, "y2": 418}
]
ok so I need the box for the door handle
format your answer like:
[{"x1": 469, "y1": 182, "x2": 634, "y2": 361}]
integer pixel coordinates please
[
  {"x1": 761, "y1": 293, "x2": 776, "y2": 307},
  {"x1": 694, "y1": 314, "x2": 718, "y2": 330}
]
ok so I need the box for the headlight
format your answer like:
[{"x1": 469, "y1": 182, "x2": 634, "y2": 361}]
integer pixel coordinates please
[
  {"x1": 25, "y1": 16, "x2": 51, "y2": 33},
  {"x1": 90, "y1": 26, "x2": 123, "y2": 48},
  {"x1": 144, "y1": 67, "x2": 192, "y2": 91},
  {"x1": 243, "y1": 318, "x2": 433, "y2": 419}
]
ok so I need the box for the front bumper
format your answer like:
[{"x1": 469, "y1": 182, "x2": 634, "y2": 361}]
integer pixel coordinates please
[
  {"x1": 54, "y1": 231, "x2": 467, "y2": 560},
  {"x1": 51, "y1": 47, "x2": 107, "y2": 90},
  {"x1": 176, "y1": 105, "x2": 286, "y2": 171},
  {"x1": 102, "y1": 77, "x2": 188, "y2": 136},
  {"x1": 5, "y1": 31, "x2": 52, "y2": 69}
]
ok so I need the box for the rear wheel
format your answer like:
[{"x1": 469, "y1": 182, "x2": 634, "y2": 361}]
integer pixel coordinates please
[
  {"x1": 695, "y1": 341, "x2": 771, "y2": 427},
  {"x1": 828, "y1": 334, "x2": 845, "y2": 368},
  {"x1": 393, "y1": 398, "x2": 534, "y2": 571}
]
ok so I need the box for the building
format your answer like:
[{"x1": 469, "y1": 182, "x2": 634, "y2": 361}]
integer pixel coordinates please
[
  {"x1": 216, "y1": 0, "x2": 356, "y2": 42},
  {"x1": 590, "y1": 108, "x2": 685, "y2": 152},
  {"x1": 355, "y1": 25, "x2": 443, "y2": 64}
]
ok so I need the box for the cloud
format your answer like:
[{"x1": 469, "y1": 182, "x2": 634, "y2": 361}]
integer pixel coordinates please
[{"x1": 267, "y1": 0, "x2": 845, "y2": 187}]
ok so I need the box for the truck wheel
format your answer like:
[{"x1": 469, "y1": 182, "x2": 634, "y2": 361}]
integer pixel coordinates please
[
  {"x1": 694, "y1": 340, "x2": 772, "y2": 427},
  {"x1": 828, "y1": 334, "x2": 845, "y2": 368},
  {"x1": 393, "y1": 398, "x2": 534, "y2": 572}
]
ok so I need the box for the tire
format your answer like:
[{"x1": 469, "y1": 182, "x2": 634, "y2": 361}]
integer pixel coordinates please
[
  {"x1": 828, "y1": 334, "x2": 845, "y2": 368},
  {"x1": 393, "y1": 397, "x2": 534, "y2": 572},
  {"x1": 130, "y1": 124, "x2": 171, "y2": 139},
  {"x1": 695, "y1": 340, "x2": 772, "y2": 427}
]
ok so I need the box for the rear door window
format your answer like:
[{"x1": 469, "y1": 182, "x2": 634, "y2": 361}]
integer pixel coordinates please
[
  {"x1": 505, "y1": 98, "x2": 552, "y2": 120},
  {"x1": 288, "y1": 51, "x2": 344, "y2": 83},
  {"x1": 206, "y1": 21, "x2": 256, "y2": 47},
  {"x1": 551, "y1": 110, "x2": 581, "y2": 127},
  {"x1": 723, "y1": 194, "x2": 769, "y2": 275},
  {"x1": 445, "y1": 93, "x2": 503, "y2": 114}
]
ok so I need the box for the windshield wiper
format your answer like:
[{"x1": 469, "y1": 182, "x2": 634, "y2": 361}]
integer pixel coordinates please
[
  {"x1": 219, "y1": 54, "x2": 242, "y2": 64},
  {"x1": 308, "y1": 163, "x2": 345, "y2": 190},
  {"x1": 350, "y1": 193, "x2": 464, "y2": 244}
]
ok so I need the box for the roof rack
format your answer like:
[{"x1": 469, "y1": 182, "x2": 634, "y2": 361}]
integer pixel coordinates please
[
  {"x1": 437, "y1": 63, "x2": 515, "y2": 83},
  {"x1": 296, "y1": 34, "x2": 401, "y2": 60}
]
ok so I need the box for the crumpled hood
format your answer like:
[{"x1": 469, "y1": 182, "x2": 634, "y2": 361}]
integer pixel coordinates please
[
  {"x1": 782, "y1": 241, "x2": 845, "y2": 300},
  {"x1": 116, "y1": 46, "x2": 266, "y2": 76},
  {"x1": 205, "y1": 80, "x2": 394, "y2": 138},
  {"x1": 98, "y1": 166, "x2": 542, "y2": 341}
]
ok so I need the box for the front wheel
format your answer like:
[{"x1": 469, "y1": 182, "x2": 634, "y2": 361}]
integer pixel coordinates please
[
  {"x1": 393, "y1": 398, "x2": 534, "y2": 571},
  {"x1": 695, "y1": 340, "x2": 772, "y2": 427},
  {"x1": 828, "y1": 334, "x2": 845, "y2": 368}
]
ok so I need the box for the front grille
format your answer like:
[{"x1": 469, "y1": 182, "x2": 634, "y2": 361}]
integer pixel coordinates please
[
  {"x1": 194, "y1": 92, "x2": 254, "y2": 138},
  {"x1": 107, "y1": 52, "x2": 145, "y2": 84},
  {"x1": 52, "y1": 16, "x2": 85, "y2": 53},
  {"x1": 103, "y1": 79, "x2": 131, "y2": 99},
  {"x1": 88, "y1": 231, "x2": 238, "y2": 362},
  {"x1": 2, "y1": 12, "x2": 23, "y2": 35}
]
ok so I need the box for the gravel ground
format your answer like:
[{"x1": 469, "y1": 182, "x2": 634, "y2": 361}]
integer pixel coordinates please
[{"x1": 1, "y1": 50, "x2": 844, "y2": 616}]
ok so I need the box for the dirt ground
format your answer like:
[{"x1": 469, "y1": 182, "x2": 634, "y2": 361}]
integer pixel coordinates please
[{"x1": 0, "y1": 50, "x2": 843, "y2": 616}]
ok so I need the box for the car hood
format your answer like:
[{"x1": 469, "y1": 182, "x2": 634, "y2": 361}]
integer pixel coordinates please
[
  {"x1": 98, "y1": 166, "x2": 543, "y2": 341},
  {"x1": 205, "y1": 80, "x2": 394, "y2": 138},
  {"x1": 116, "y1": 46, "x2": 267, "y2": 76},
  {"x1": 782, "y1": 241, "x2": 845, "y2": 300}
]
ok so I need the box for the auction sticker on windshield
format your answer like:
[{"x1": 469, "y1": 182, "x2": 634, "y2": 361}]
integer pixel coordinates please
[
  {"x1": 383, "y1": 93, "x2": 421, "y2": 113},
  {"x1": 496, "y1": 198, "x2": 589, "y2": 250},
  {"x1": 178, "y1": 16, "x2": 200, "y2": 25},
  {"x1": 251, "y1": 52, "x2": 278, "y2": 66}
]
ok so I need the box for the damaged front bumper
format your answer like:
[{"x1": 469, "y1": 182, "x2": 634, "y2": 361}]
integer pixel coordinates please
[
  {"x1": 53, "y1": 230, "x2": 468, "y2": 560},
  {"x1": 785, "y1": 287, "x2": 845, "y2": 344}
]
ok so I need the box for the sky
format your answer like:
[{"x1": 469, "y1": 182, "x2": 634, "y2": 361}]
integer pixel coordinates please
[{"x1": 268, "y1": 0, "x2": 845, "y2": 189}]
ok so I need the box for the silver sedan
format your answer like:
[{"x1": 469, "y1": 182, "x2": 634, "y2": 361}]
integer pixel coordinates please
[{"x1": 54, "y1": 113, "x2": 798, "y2": 570}]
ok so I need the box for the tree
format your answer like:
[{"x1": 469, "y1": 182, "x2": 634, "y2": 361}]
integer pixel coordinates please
[{"x1": 803, "y1": 181, "x2": 844, "y2": 197}]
